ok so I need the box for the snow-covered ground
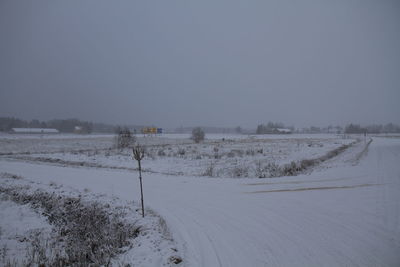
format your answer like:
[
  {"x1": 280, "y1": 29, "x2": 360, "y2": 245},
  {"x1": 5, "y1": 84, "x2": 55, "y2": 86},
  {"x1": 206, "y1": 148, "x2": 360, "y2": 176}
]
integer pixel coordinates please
[
  {"x1": 0, "y1": 173, "x2": 181, "y2": 266},
  {"x1": 0, "y1": 198, "x2": 54, "y2": 265},
  {"x1": 2, "y1": 133, "x2": 355, "y2": 178},
  {"x1": 0, "y1": 135, "x2": 399, "y2": 266}
]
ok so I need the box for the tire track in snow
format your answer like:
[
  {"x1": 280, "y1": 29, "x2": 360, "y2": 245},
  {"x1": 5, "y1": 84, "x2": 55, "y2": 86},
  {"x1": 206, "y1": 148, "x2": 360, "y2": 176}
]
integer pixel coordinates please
[
  {"x1": 246, "y1": 183, "x2": 381, "y2": 194},
  {"x1": 1, "y1": 138, "x2": 399, "y2": 266}
]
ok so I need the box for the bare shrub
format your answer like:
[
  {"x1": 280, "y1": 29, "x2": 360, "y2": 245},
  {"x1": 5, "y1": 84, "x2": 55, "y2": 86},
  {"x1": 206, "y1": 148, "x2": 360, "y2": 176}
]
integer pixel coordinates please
[
  {"x1": 227, "y1": 151, "x2": 235, "y2": 158},
  {"x1": 157, "y1": 149, "x2": 166, "y2": 157},
  {"x1": 203, "y1": 162, "x2": 215, "y2": 177},
  {"x1": 299, "y1": 159, "x2": 315, "y2": 169},
  {"x1": 265, "y1": 162, "x2": 280, "y2": 178},
  {"x1": 281, "y1": 161, "x2": 302, "y2": 176},
  {"x1": 246, "y1": 149, "x2": 255, "y2": 156},
  {"x1": 232, "y1": 149, "x2": 244, "y2": 157},
  {"x1": 177, "y1": 148, "x2": 186, "y2": 156},
  {"x1": 255, "y1": 161, "x2": 267, "y2": 178},
  {"x1": 232, "y1": 165, "x2": 249, "y2": 178},
  {"x1": 191, "y1": 127, "x2": 205, "y2": 143},
  {"x1": 146, "y1": 149, "x2": 156, "y2": 160},
  {"x1": 115, "y1": 127, "x2": 135, "y2": 149}
]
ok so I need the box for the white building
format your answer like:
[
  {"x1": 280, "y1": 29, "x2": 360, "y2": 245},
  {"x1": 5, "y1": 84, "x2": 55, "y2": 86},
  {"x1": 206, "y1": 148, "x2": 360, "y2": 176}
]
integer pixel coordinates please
[
  {"x1": 275, "y1": 128, "x2": 292, "y2": 134},
  {"x1": 10, "y1": 128, "x2": 59, "y2": 134}
]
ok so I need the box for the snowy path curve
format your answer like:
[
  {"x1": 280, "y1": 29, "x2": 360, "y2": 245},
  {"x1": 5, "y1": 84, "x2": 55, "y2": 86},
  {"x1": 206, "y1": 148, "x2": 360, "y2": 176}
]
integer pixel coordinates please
[{"x1": 1, "y1": 137, "x2": 399, "y2": 266}]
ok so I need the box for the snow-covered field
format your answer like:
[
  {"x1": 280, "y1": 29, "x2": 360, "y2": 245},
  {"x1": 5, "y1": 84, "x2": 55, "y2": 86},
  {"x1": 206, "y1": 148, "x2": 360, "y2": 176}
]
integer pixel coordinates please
[
  {"x1": 0, "y1": 134, "x2": 399, "y2": 266},
  {"x1": 2, "y1": 133, "x2": 355, "y2": 178}
]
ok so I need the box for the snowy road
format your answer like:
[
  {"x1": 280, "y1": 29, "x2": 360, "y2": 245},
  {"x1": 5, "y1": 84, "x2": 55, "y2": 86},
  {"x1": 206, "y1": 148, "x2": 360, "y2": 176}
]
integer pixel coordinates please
[{"x1": 1, "y1": 137, "x2": 399, "y2": 266}]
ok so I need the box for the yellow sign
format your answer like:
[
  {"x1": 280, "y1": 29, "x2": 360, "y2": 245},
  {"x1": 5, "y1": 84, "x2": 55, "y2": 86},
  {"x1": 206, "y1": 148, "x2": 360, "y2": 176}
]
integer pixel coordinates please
[{"x1": 142, "y1": 127, "x2": 157, "y2": 134}]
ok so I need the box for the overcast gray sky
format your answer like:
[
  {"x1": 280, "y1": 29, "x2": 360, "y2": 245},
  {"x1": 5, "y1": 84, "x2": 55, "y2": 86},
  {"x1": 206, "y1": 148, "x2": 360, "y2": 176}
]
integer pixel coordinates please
[{"x1": 0, "y1": 0, "x2": 399, "y2": 128}]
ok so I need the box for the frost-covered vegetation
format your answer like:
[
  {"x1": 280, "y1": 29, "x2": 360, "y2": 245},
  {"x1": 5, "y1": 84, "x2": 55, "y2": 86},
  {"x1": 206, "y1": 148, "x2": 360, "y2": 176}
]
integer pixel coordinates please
[
  {"x1": 0, "y1": 187, "x2": 139, "y2": 266},
  {"x1": 1, "y1": 133, "x2": 356, "y2": 178},
  {"x1": 0, "y1": 172, "x2": 182, "y2": 266}
]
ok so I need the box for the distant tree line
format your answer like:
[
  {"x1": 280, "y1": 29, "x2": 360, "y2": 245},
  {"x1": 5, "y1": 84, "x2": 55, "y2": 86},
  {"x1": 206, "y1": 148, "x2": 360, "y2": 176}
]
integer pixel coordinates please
[
  {"x1": 47, "y1": 119, "x2": 93, "y2": 133},
  {"x1": 256, "y1": 122, "x2": 400, "y2": 134},
  {"x1": 256, "y1": 122, "x2": 294, "y2": 134},
  {"x1": 175, "y1": 126, "x2": 243, "y2": 134},
  {"x1": 300, "y1": 125, "x2": 343, "y2": 134},
  {"x1": 345, "y1": 123, "x2": 400, "y2": 134},
  {"x1": 0, "y1": 117, "x2": 93, "y2": 133}
]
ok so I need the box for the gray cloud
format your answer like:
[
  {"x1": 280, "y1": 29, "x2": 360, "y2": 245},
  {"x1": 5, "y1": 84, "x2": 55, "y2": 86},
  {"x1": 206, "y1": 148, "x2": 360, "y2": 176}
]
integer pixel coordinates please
[{"x1": 1, "y1": 0, "x2": 399, "y2": 128}]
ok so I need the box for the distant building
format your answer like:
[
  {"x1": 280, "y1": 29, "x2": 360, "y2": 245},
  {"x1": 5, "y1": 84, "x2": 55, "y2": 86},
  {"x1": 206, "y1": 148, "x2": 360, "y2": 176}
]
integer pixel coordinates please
[
  {"x1": 74, "y1": 126, "x2": 83, "y2": 134},
  {"x1": 10, "y1": 128, "x2": 59, "y2": 134},
  {"x1": 275, "y1": 128, "x2": 292, "y2": 134},
  {"x1": 327, "y1": 127, "x2": 342, "y2": 134}
]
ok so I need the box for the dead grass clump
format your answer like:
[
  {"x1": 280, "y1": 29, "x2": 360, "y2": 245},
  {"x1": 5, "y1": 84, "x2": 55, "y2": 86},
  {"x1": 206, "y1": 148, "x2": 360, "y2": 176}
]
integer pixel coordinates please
[
  {"x1": 203, "y1": 162, "x2": 215, "y2": 177},
  {"x1": 299, "y1": 159, "x2": 316, "y2": 169},
  {"x1": 255, "y1": 162, "x2": 282, "y2": 178},
  {"x1": 245, "y1": 149, "x2": 255, "y2": 156},
  {"x1": 0, "y1": 187, "x2": 140, "y2": 266},
  {"x1": 157, "y1": 149, "x2": 166, "y2": 157},
  {"x1": 232, "y1": 165, "x2": 249, "y2": 178},
  {"x1": 255, "y1": 161, "x2": 267, "y2": 178},
  {"x1": 177, "y1": 148, "x2": 186, "y2": 156},
  {"x1": 265, "y1": 162, "x2": 280, "y2": 177},
  {"x1": 281, "y1": 161, "x2": 302, "y2": 176},
  {"x1": 0, "y1": 173, "x2": 23, "y2": 179},
  {"x1": 227, "y1": 151, "x2": 235, "y2": 158},
  {"x1": 233, "y1": 149, "x2": 244, "y2": 157}
]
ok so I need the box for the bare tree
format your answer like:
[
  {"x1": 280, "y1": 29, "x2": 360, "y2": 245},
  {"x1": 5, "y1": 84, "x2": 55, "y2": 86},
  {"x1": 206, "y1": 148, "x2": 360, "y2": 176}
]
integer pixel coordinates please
[
  {"x1": 132, "y1": 144, "x2": 145, "y2": 217},
  {"x1": 191, "y1": 127, "x2": 205, "y2": 143},
  {"x1": 116, "y1": 127, "x2": 135, "y2": 149}
]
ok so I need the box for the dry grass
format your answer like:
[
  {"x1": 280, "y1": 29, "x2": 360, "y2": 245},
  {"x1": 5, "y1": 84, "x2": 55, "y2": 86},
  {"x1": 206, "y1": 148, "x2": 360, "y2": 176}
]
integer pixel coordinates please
[{"x1": 0, "y1": 186, "x2": 141, "y2": 266}]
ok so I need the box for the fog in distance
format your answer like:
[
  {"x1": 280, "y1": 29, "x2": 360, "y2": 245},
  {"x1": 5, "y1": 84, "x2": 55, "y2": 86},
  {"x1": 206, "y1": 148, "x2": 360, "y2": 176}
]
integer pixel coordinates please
[{"x1": 1, "y1": 0, "x2": 399, "y2": 128}]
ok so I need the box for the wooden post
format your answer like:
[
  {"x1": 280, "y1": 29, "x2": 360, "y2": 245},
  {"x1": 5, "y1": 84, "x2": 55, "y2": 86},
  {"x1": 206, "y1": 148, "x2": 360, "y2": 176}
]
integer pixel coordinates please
[
  {"x1": 138, "y1": 159, "x2": 144, "y2": 218},
  {"x1": 133, "y1": 145, "x2": 145, "y2": 218}
]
